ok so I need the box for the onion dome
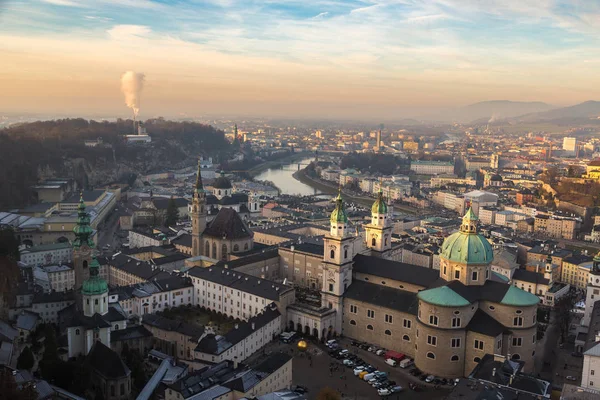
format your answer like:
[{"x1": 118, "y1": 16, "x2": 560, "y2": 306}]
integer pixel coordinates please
[
  {"x1": 72, "y1": 194, "x2": 95, "y2": 248},
  {"x1": 440, "y1": 208, "x2": 493, "y2": 265},
  {"x1": 371, "y1": 189, "x2": 388, "y2": 215},
  {"x1": 330, "y1": 193, "x2": 348, "y2": 224},
  {"x1": 213, "y1": 171, "x2": 232, "y2": 189},
  {"x1": 82, "y1": 257, "x2": 108, "y2": 295}
]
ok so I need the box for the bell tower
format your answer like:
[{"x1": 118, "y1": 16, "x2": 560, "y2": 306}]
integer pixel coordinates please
[
  {"x1": 73, "y1": 195, "x2": 94, "y2": 297},
  {"x1": 191, "y1": 158, "x2": 207, "y2": 257},
  {"x1": 365, "y1": 188, "x2": 392, "y2": 258},
  {"x1": 321, "y1": 192, "x2": 354, "y2": 335}
]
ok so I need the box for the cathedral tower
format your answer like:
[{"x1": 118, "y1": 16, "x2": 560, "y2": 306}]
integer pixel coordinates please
[
  {"x1": 321, "y1": 193, "x2": 354, "y2": 335},
  {"x1": 191, "y1": 158, "x2": 207, "y2": 257},
  {"x1": 82, "y1": 256, "x2": 109, "y2": 317},
  {"x1": 365, "y1": 188, "x2": 392, "y2": 258}
]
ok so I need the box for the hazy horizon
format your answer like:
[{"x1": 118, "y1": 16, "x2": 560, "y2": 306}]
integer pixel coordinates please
[{"x1": 2, "y1": 1, "x2": 600, "y2": 119}]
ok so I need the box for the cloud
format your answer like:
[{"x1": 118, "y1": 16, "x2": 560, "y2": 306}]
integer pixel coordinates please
[
  {"x1": 312, "y1": 12, "x2": 329, "y2": 19},
  {"x1": 41, "y1": 0, "x2": 81, "y2": 6},
  {"x1": 107, "y1": 25, "x2": 151, "y2": 41}
]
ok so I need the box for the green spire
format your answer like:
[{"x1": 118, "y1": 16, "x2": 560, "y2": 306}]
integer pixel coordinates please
[
  {"x1": 372, "y1": 188, "x2": 388, "y2": 215},
  {"x1": 72, "y1": 193, "x2": 94, "y2": 248},
  {"x1": 82, "y1": 256, "x2": 108, "y2": 296},
  {"x1": 195, "y1": 157, "x2": 203, "y2": 192},
  {"x1": 330, "y1": 192, "x2": 348, "y2": 224}
]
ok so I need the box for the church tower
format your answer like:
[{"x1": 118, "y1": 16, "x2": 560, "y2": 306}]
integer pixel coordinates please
[
  {"x1": 82, "y1": 256, "x2": 109, "y2": 317},
  {"x1": 321, "y1": 193, "x2": 354, "y2": 335},
  {"x1": 583, "y1": 252, "x2": 600, "y2": 327},
  {"x1": 365, "y1": 188, "x2": 392, "y2": 258},
  {"x1": 73, "y1": 195, "x2": 94, "y2": 299},
  {"x1": 191, "y1": 158, "x2": 207, "y2": 257}
]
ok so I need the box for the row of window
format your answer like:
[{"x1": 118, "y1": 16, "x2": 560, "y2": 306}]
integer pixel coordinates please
[{"x1": 442, "y1": 266, "x2": 490, "y2": 281}]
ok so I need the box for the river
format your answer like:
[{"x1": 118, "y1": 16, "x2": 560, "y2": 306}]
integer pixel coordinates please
[{"x1": 254, "y1": 157, "x2": 322, "y2": 196}]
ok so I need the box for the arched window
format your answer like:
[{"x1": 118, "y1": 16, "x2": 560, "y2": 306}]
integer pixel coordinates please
[
  {"x1": 402, "y1": 335, "x2": 410, "y2": 341},
  {"x1": 384, "y1": 330, "x2": 392, "y2": 336},
  {"x1": 451, "y1": 355, "x2": 459, "y2": 361},
  {"x1": 233, "y1": 244, "x2": 239, "y2": 252},
  {"x1": 384, "y1": 237, "x2": 388, "y2": 246},
  {"x1": 367, "y1": 325, "x2": 374, "y2": 331},
  {"x1": 511, "y1": 354, "x2": 521, "y2": 360},
  {"x1": 429, "y1": 315, "x2": 438, "y2": 326},
  {"x1": 350, "y1": 320, "x2": 356, "y2": 325},
  {"x1": 205, "y1": 242, "x2": 210, "y2": 256},
  {"x1": 244, "y1": 243, "x2": 248, "y2": 250},
  {"x1": 114, "y1": 324, "x2": 119, "y2": 330},
  {"x1": 212, "y1": 242, "x2": 217, "y2": 258},
  {"x1": 75, "y1": 329, "x2": 80, "y2": 335},
  {"x1": 344, "y1": 249, "x2": 348, "y2": 258},
  {"x1": 474, "y1": 357, "x2": 481, "y2": 363},
  {"x1": 330, "y1": 250, "x2": 335, "y2": 259},
  {"x1": 83, "y1": 260, "x2": 88, "y2": 269},
  {"x1": 426, "y1": 352, "x2": 435, "y2": 360},
  {"x1": 371, "y1": 238, "x2": 376, "y2": 246},
  {"x1": 218, "y1": 190, "x2": 221, "y2": 195}
]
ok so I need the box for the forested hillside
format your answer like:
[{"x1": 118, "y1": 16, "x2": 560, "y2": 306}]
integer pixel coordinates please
[{"x1": 0, "y1": 118, "x2": 230, "y2": 210}]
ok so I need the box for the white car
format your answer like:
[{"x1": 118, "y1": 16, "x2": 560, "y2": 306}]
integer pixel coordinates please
[
  {"x1": 353, "y1": 366, "x2": 366, "y2": 376},
  {"x1": 377, "y1": 388, "x2": 391, "y2": 396},
  {"x1": 376, "y1": 349, "x2": 386, "y2": 356},
  {"x1": 343, "y1": 359, "x2": 355, "y2": 367},
  {"x1": 425, "y1": 375, "x2": 435, "y2": 383}
]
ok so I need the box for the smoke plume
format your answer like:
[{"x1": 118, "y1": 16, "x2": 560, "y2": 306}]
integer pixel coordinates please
[
  {"x1": 488, "y1": 113, "x2": 500, "y2": 123},
  {"x1": 120, "y1": 71, "x2": 145, "y2": 118}
]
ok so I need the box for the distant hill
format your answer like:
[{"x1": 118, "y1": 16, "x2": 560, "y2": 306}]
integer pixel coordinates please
[
  {"x1": 509, "y1": 100, "x2": 600, "y2": 123},
  {"x1": 423, "y1": 100, "x2": 554, "y2": 123}
]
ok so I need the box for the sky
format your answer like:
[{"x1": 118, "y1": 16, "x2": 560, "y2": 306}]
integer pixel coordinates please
[{"x1": 1, "y1": 0, "x2": 600, "y2": 120}]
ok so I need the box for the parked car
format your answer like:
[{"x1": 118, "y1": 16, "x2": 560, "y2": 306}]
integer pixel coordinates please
[
  {"x1": 399, "y1": 358, "x2": 413, "y2": 368},
  {"x1": 391, "y1": 385, "x2": 403, "y2": 393},
  {"x1": 377, "y1": 388, "x2": 392, "y2": 396},
  {"x1": 566, "y1": 376, "x2": 578, "y2": 381},
  {"x1": 326, "y1": 339, "x2": 337, "y2": 348},
  {"x1": 425, "y1": 375, "x2": 435, "y2": 383},
  {"x1": 291, "y1": 385, "x2": 307, "y2": 394},
  {"x1": 365, "y1": 366, "x2": 377, "y2": 373},
  {"x1": 343, "y1": 359, "x2": 355, "y2": 367},
  {"x1": 363, "y1": 373, "x2": 376, "y2": 382},
  {"x1": 376, "y1": 349, "x2": 386, "y2": 356},
  {"x1": 353, "y1": 366, "x2": 366, "y2": 375}
]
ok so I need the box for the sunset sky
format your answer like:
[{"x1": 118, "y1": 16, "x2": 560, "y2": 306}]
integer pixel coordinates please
[{"x1": 1, "y1": 0, "x2": 600, "y2": 119}]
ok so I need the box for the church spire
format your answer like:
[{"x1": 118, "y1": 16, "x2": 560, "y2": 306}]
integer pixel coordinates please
[
  {"x1": 73, "y1": 193, "x2": 94, "y2": 248},
  {"x1": 195, "y1": 157, "x2": 203, "y2": 193}
]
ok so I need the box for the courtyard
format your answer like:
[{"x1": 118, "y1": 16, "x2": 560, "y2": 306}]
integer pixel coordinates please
[{"x1": 157, "y1": 305, "x2": 236, "y2": 335}]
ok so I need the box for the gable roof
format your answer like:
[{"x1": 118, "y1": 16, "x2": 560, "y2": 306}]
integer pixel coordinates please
[
  {"x1": 85, "y1": 341, "x2": 131, "y2": 379},
  {"x1": 344, "y1": 280, "x2": 418, "y2": 315},
  {"x1": 143, "y1": 314, "x2": 205, "y2": 341},
  {"x1": 353, "y1": 254, "x2": 440, "y2": 288},
  {"x1": 203, "y1": 208, "x2": 253, "y2": 239},
  {"x1": 512, "y1": 269, "x2": 550, "y2": 285}
]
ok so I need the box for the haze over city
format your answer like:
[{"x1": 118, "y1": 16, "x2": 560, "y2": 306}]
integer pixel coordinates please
[{"x1": 2, "y1": 0, "x2": 600, "y2": 119}]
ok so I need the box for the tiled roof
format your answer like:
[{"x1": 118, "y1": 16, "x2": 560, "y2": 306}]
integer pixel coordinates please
[
  {"x1": 203, "y1": 208, "x2": 253, "y2": 239},
  {"x1": 86, "y1": 341, "x2": 131, "y2": 379},
  {"x1": 344, "y1": 280, "x2": 418, "y2": 315},
  {"x1": 353, "y1": 254, "x2": 440, "y2": 288},
  {"x1": 110, "y1": 325, "x2": 153, "y2": 342},
  {"x1": 143, "y1": 314, "x2": 205, "y2": 341},
  {"x1": 467, "y1": 309, "x2": 507, "y2": 337},
  {"x1": 512, "y1": 269, "x2": 550, "y2": 285}
]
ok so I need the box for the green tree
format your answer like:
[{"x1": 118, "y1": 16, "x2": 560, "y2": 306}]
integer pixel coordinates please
[
  {"x1": 0, "y1": 227, "x2": 20, "y2": 319},
  {"x1": 165, "y1": 197, "x2": 180, "y2": 227},
  {"x1": 17, "y1": 346, "x2": 34, "y2": 370}
]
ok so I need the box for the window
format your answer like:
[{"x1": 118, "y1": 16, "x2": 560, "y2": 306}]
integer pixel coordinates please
[
  {"x1": 367, "y1": 309, "x2": 375, "y2": 319},
  {"x1": 497, "y1": 339, "x2": 502, "y2": 350},
  {"x1": 233, "y1": 244, "x2": 239, "y2": 252},
  {"x1": 472, "y1": 271, "x2": 478, "y2": 281},
  {"x1": 427, "y1": 335, "x2": 437, "y2": 346},
  {"x1": 221, "y1": 244, "x2": 228, "y2": 260},
  {"x1": 452, "y1": 317, "x2": 461, "y2": 327},
  {"x1": 515, "y1": 310, "x2": 522, "y2": 314},
  {"x1": 385, "y1": 314, "x2": 393, "y2": 324},
  {"x1": 402, "y1": 335, "x2": 410, "y2": 341},
  {"x1": 371, "y1": 238, "x2": 376, "y2": 246},
  {"x1": 513, "y1": 317, "x2": 523, "y2": 326},
  {"x1": 426, "y1": 352, "x2": 435, "y2": 360},
  {"x1": 75, "y1": 329, "x2": 80, "y2": 335},
  {"x1": 385, "y1": 330, "x2": 392, "y2": 336},
  {"x1": 429, "y1": 315, "x2": 438, "y2": 326},
  {"x1": 474, "y1": 357, "x2": 481, "y2": 363},
  {"x1": 451, "y1": 355, "x2": 459, "y2": 361},
  {"x1": 344, "y1": 249, "x2": 348, "y2": 258},
  {"x1": 120, "y1": 383, "x2": 125, "y2": 395},
  {"x1": 330, "y1": 250, "x2": 335, "y2": 259},
  {"x1": 591, "y1": 370, "x2": 595, "y2": 376},
  {"x1": 512, "y1": 337, "x2": 522, "y2": 347},
  {"x1": 489, "y1": 305, "x2": 495, "y2": 311},
  {"x1": 443, "y1": 266, "x2": 447, "y2": 275},
  {"x1": 329, "y1": 283, "x2": 334, "y2": 292},
  {"x1": 454, "y1": 269, "x2": 460, "y2": 279},
  {"x1": 111, "y1": 386, "x2": 115, "y2": 396},
  {"x1": 451, "y1": 338, "x2": 461, "y2": 348},
  {"x1": 350, "y1": 305, "x2": 357, "y2": 314},
  {"x1": 205, "y1": 242, "x2": 210, "y2": 255},
  {"x1": 474, "y1": 340, "x2": 484, "y2": 350},
  {"x1": 403, "y1": 319, "x2": 411, "y2": 329},
  {"x1": 350, "y1": 320, "x2": 356, "y2": 325},
  {"x1": 94, "y1": 299, "x2": 98, "y2": 305},
  {"x1": 367, "y1": 324, "x2": 374, "y2": 331}
]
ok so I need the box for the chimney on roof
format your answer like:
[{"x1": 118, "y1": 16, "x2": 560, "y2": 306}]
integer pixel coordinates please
[
  {"x1": 492, "y1": 368, "x2": 496, "y2": 377},
  {"x1": 234, "y1": 323, "x2": 239, "y2": 329},
  {"x1": 251, "y1": 322, "x2": 255, "y2": 330}
]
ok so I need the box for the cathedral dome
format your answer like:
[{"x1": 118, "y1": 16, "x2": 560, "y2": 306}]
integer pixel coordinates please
[
  {"x1": 371, "y1": 189, "x2": 388, "y2": 215},
  {"x1": 440, "y1": 208, "x2": 493, "y2": 265},
  {"x1": 330, "y1": 193, "x2": 348, "y2": 224},
  {"x1": 213, "y1": 172, "x2": 232, "y2": 189}
]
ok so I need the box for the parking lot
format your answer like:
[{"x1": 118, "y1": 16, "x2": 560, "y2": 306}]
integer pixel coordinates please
[{"x1": 259, "y1": 336, "x2": 452, "y2": 399}]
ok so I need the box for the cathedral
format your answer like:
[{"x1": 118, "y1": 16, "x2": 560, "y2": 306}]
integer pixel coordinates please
[{"x1": 277, "y1": 189, "x2": 541, "y2": 378}]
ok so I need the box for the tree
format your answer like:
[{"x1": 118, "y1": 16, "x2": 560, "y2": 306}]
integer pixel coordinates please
[
  {"x1": 556, "y1": 290, "x2": 577, "y2": 343},
  {"x1": 316, "y1": 387, "x2": 341, "y2": 400},
  {"x1": 0, "y1": 368, "x2": 37, "y2": 400},
  {"x1": 165, "y1": 197, "x2": 180, "y2": 227},
  {"x1": 17, "y1": 347, "x2": 34, "y2": 370}
]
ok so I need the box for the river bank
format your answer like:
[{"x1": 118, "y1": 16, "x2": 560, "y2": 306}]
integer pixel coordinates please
[
  {"x1": 247, "y1": 151, "x2": 312, "y2": 177},
  {"x1": 293, "y1": 168, "x2": 418, "y2": 215}
]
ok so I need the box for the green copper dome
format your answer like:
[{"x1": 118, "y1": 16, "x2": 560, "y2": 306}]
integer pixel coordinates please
[
  {"x1": 82, "y1": 256, "x2": 108, "y2": 295},
  {"x1": 72, "y1": 195, "x2": 95, "y2": 248},
  {"x1": 440, "y1": 208, "x2": 493, "y2": 265},
  {"x1": 371, "y1": 189, "x2": 388, "y2": 215},
  {"x1": 500, "y1": 285, "x2": 540, "y2": 306},
  {"x1": 330, "y1": 193, "x2": 348, "y2": 224},
  {"x1": 417, "y1": 286, "x2": 470, "y2": 307}
]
